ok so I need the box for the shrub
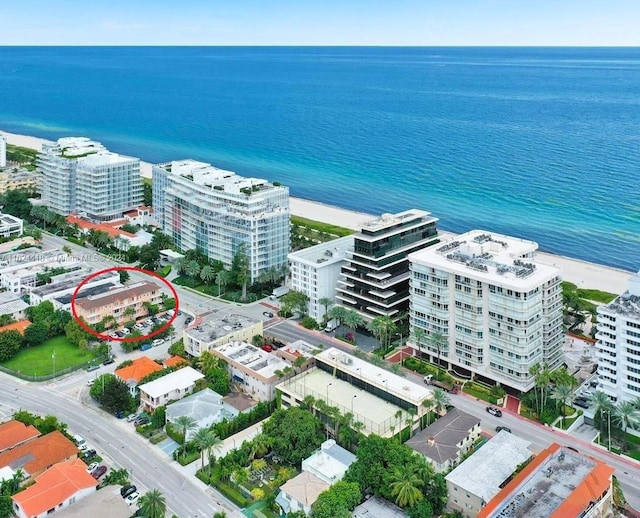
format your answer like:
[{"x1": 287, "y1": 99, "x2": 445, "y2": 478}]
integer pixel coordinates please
[
  {"x1": 300, "y1": 316, "x2": 319, "y2": 330},
  {"x1": 158, "y1": 265, "x2": 172, "y2": 278}
]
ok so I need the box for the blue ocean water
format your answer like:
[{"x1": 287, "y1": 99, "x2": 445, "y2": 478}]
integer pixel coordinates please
[{"x1": 0, "y1": 46, "x2": 639, "y2": 271}]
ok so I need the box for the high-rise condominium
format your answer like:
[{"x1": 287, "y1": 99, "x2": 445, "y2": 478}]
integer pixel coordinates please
[{"x1": 153, "y1": 159, "x2": 289, "y2": 282}]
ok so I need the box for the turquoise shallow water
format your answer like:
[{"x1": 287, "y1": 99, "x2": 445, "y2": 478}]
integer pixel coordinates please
[{"x1": 0, "y1": 46, "x2": 639, "y2": 271}]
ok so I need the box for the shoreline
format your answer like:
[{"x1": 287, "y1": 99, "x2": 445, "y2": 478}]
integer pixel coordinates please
[{"x1": 1, "y1": 129, "x2": 634, "y2": 294}]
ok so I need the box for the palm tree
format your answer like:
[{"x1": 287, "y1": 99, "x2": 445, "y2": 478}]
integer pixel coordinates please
[
  {"x1": 387, "y1": 466, "x2": 424, "y2": 508},
  {"x1": 343, "y1": 310, "x2": 364, "y2": 339},
  {"x1": 318, "y1": 297, "x2": 335, "y2": 321},
  {"x1": 137, "y1": 489, "x2": 166, "y2": 518},
  {"x1": 173, "y1": 415, "x2": 197, "y2": 456},
  {"x1": 394, "y1": 409, "x2": 403, "y2": 441},
  {"x1": 213, "y1": 512, "x2": 228, "y2": 518},
  {"x1": 185, "y1": 260, "x2": 201, "y2": 283},
  {"x1": 200, "y1": 265, "x2": 216, "y2": 285},
  {"x1": 215, "y1": 269, "x2": 230, "y2": 296},
  {"x1": 551, "y1": 384, "x2": 574, "y2": 427},
  {"x1": 432, "y1": 387, "x2": 450, "y2": 415},
  {"x1": 367, "y1": 315, "x2": 396, "y2": 349},
  {"x1": 411, "y1": 327, "x2": 426, "y2": 358},
  {"x1": 428, "y1": 331, "x2": 447, "y2": 367},
  {"x1": 590, "y1": 391, "x2": 615, "y2": 445},
  {"x1": 327, "y1": 305, "x2": 348, "y2": 329},
  {"x1": 614, "y1": 401, "x2": 640, "y2": 450},
  {"x1": 192, "y1": 427, "x2": 223, "y2": 470}
]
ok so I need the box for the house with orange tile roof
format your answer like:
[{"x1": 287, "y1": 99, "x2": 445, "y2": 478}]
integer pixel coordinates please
[
  {"x1": 74, "y1": 281, "x2": 163, "y2": 327},
  {"x1": 0, "y1": 431, "x2": 78, "y2": 481},
  {"x1": 0, "y1": 320, "x2": 31, "y2": 335},
  {"x1": 477, "y1": 443, "x2": 615, "y2": 518},
  {"x1": 0, "y1": 420, "x2": 41, "y2": 453},
  {"x1": 11, "y1": 458, "x2": 98, "y2": 518},
  {"x1": 114, "y1": 356, "x2": 163, "y2": 396},
  {"x1": 66, "y1": 214, "x2": 153, "y2": 251},
  {"x1": 163, "y1": 355, "x2": 189, "y2": 369}
]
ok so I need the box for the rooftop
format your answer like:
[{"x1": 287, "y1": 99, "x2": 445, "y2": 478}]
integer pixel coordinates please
[
  {"x1": 54, "y1": 281, "x2": 120, "y2": 306},
  {"x1": 278, "y1": 471, "x2": 329, "y2": 507},
  {"x1": 163, "y1": 355, "x2": 189, "y2": 368},
  {"x1": 54, "y1": 485, "x2": 131, "y2": 518},
  {"x1": 138, "y1": 366, "x2": 204, "y2": 399},
  {"x1": 352, "y1": 496, "x2": 409, "y2": 518},
  {"x1": 288, "y1": 235, "x2": 354, "y2": 266},
  {"x1": 74, "y1": 281, "x2": 161, "y2": 311},
  {"x1": 0, "y1": 248, "x2": 69, "y2": 267},
  {"x1": 186, "y1": 313, "x2": 261, "y2": 344},
  {"x1": 67, "y1": 215, "x2": 136, "y2": 239},
  {"x1": 445, "y1": 431, "x2": 532, "y2": 504},
  {"x1": 409, "y1": 230, "x2": 560, "y2": 289},
  {"x1": 315, "y1": 348, "x2": 433, "y2": 405},
  {"x1": 114, "y1": 356, "x2": 163, "y2": 384},
  {"x1": 303, "y1": 439, "x2": 356, "y2": 484},
  {"x1": 360, "y1": 209, "x2": 435, "y2": 233},
  {"x1": 0, "y1": 420, "x2": 41, "y2": 453},
  {"x1": 600, "y1": 271, "x2": 640, "y2": 319},
  {"x1": 166, "y1": 388, "x2": 236, "y2": 430},
  {"x1": 11, "y1": 458, "x2": 98, "y2": 517},
  {"x1": 478, "y1": 443, "x2": 615, "y2": 518},
  {"x1": 0, "y1": 297, "x2": 28, "y2": 316},
  {"x1": 0, "y1": 431, "x2": 78, "y2": 477},
  {"x1": 406, "y1": 408, "x2": 480, "y2": 465},
  {"x1": 214, "y1": 341, "x2": 289, "y2": 380}
]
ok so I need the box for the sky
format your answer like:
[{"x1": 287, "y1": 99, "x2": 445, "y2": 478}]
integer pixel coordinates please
[{"x1": 2, "y1": 0, "x2": 640, "y2": 46}]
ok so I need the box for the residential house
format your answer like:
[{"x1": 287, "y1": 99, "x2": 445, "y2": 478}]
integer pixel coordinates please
[
  {"x1": 166, "y1": 388, "x2": 238, "y2": 439},
  {"x1": 114, "y1": 356, "x2": 163, "y2": 396},
  {"x1": 163, "y1": 356, "x2": 189, "y2": 369},
  {"x1": 11, "y1": 458, "x2": 98, "y2": 518},
  {"x1": 406, "y1": 408, "x2": 481, "y2": 473},
  {"x1": 352, "y1": 496, "x2": 409, "y2": 518},
  {"x1": 0, "y1": 292, "x2": 29, "y2": 322},
  {"x1": 54, "y1": 485, "x2": 131, "y2": 518},
  {"x1": 0, "y1": 420, "x2": 41, "y2": 453},
  {"x1": 184, "y1": 313, "x2": 263, "y2": 358},
  {"x1": 66, "y1": 215, "x2": 153, "y2": 251},
  {"x1": 0, "y1": 431, "x2": 78, "y2": 481},
  {"x1": 445, "y1": 431, "x2": 532, "y2": 517},
  {"x1": 138, "y1": 366, "x2": 204, "y2": 412},
  {"x1": 477, "y1": 443, "x2": 615, "y2": 518},
  {"x1": 275, "y1": 471, "x2": 329, "y2": 516}
]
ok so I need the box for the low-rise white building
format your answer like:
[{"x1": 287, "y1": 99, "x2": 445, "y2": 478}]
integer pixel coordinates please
[
  {"x1": 166, "y1": 388, "x2": 238, "y2": 439},
  {"x1": 0, "y1": 249, "x2": 80, "y2": 294},
  {"x1": 445, "y1": 431, "x2": 532, "y2": 517},
  {"x1": 0, "y1": 292, "x2": 29, "y2": 321},
  {"x1": 288, "y1": 236, "x2": 354, "y2": 321},
  {"x1": 0, "y1": 213, "x2": 23, "y2": 239},
  {"x1": 212, "y1": 341, "x2": 291, "y2": 401},
  {"x1": 184, "y1": 313, "x2": 263, "y2": 358},
  {"x1": 138, "y1": 366, "x2": 205, "y2": 412},
  {"x1": 29, "y1": 269, "x2": 120, "y2": 308}
]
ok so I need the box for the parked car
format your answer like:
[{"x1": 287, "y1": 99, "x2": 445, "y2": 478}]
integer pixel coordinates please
[
  {"x1": 167, "y1": 309, "x2": 175, "y2": 317},
  {"x1": 103, "y1": 357, "x2": 115, "y2": 366},
  {"x1": 82, "y1": 449, "x2": 97, "y2": 460},
  {"x1": 496, "y1": 426, "x2": 511, "y2": 433},
  {"x1": 140, "y1": 343, "x2": 152, "y2": 351},
  {"x1": 261, "y1": 344, "x2": 273, "y2": 353},
  {"x1": 126, "y1": 413, "x2": 138, "y2": 422},
  {"x1": 121, "y1": 485, "x2": 137, "y2": 498},
  {"x1": 121, "y1": 328, "x2": 131, "y2": 335},
  {"x1": 87, "y1": 365, "x2": 100, "y2": 372},
  {"x1": 152, "y1": 338, "x2": 164, "y2": 347},
  {"x1": 92, "y1": 465, "x2": 107, "y2": 479},
  {"x1": 134, "y1": 417, "x2": 149, "y2": 427},
  {"x1": 87, "y1": 379, "x2": 95, "y2": 387},
  {"x1": 486, "y1": 406, "x2": 503, "y2": 417},
  {"x1": 86, "y1": 462, "x2": 99, "y2": 473},
  {"x1": 573, "y1": 399, "x2": 590, "y2": 409},
  {"x1": 184, "y1": 316, "x2": 194, "y2": 325},
  {"x1": 125, "y1": 492, "x2": 140, "y2": 505},
  {"x1": 114, "y1": 410, "x2": 125, "y2": 419},
  {"x1": 263, "y1": 311, "x2": 274, "y2": 318}
]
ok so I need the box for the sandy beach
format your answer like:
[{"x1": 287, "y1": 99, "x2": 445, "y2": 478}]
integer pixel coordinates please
[{"x1": 2, "y1": 129, "x2": 634, "y2": 294}]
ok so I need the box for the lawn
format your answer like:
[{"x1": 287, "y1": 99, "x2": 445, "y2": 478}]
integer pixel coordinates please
[{"x1": 1, "y1": 336, "x2": 99, "y2": 376}]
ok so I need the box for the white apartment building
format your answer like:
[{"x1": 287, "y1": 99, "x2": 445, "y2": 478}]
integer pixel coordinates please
[
  {"x1": 211, "y1": 341, "x2": 291, "y2": 401},
  {"x1": 0, "y1": 136, "x2": 6, "y2": 168},
  {"x1": 38, "y1": 137, "x2": 143, "y2": 221},
  {"x1": 153, "y1": 159, "x2": 289, "y2": 282},
  {"x1": 0, "y1": 248, "x2": 80, "y2": 294},
  {"x1": 409, "y1": 231, "x2": 563, "y2": 392},
  {"x1": 288, "y1": 236, "x2": 354, "y2": 321},
  {"x1": 0, "y1": 213, "x2": 23, "y2": 239},
  {"x1": 183, "y1": 313, "x2": 263, "y2": 357},
  {"x1": 596, "y1": 270, "x2": 640, "y2": 403},
  {"x1": 139, "y1": 366, "x2": 205, "y2": 412},
  {"x1": 29, "y1": 269, "x2": 121, "y2": 309}
]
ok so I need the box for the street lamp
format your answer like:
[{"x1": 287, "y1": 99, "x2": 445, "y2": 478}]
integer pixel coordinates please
[
  {"x1": 351, "y1": 395, "x2": 357, "y2": 414},
  {"x1": 382, "y1": 379, "x2": 388, "y2": 393},
  {"x1": 52, "y1": 351, "x2": 56, "y2": 378},
  {"x1": 326, "y1": 383, "x2": 333, "y2": 403}
]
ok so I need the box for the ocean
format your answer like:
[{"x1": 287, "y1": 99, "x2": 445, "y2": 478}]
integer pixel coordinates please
[{"x1": 0, "y1": 46, "x2": 639, "y2": 271}]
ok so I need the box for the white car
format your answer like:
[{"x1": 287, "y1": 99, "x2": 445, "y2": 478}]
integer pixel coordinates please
[
  {"x1": 125, "y1": 492, "x2": 140, "y2": 505},
  {"x1": 134, "y1": 323, "x2": 145, "y2": 331},
  {"x1": 152, "y1": 338, "x2": 164, "y2": 347},
  {"x1": 86, "y1": 462, "x2": 99, "y2": 473},
  {"x1": 121, "y1": 328, "x2": 131, "y2": 335},
  {"x1": 87, "y1": 379, "x2": 95, "y2": 387},
  {"x1": 126, "y1": 413, "x2": 138, "y2": 422}
]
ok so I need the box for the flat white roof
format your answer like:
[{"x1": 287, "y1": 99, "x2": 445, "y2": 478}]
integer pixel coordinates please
[
  {"x1": 215, "y1": 341, "x2": 289, "y2": 379},
  {"x1": 288, "y1": 236, "x2": 353, "y2": 266},
  {"x1": 445, "y1": 431, "x2": 532, "y2": 503},
  {"x1": 138, "y1": 366, "x2": 204, "y2": 398},
  {"x1": 315, "y1": 347, "x2": 432, "y2": 405},
  {"x1": 409, "y1": 230, "x2": 560, "y2": 290},
  {"x1": 361, "y1": 209, "x2": 433, "y2": 232}
]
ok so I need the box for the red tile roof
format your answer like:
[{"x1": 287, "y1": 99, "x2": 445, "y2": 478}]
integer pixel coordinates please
[
  {"x1": 0, "y1": 320, "x2": 32, "y2": 335},
  {"x1": 0, "y1": 431, "x2": 78, "y2": 477},
  {"x1": 66, "y1": 215, "x2": 136, "y2": 239},
  {"x1": 0, "y1": 420, "x2": 41, "y2": 453},
  {"x1": 115, "y1": 356, "x2": 162, "y2": 384},
  {"x1": 163, "y1": 356, "x2": 189, "y2": 368},
  {"x1": 11, "y1": 458, "x2": 98, "y2": 517}
]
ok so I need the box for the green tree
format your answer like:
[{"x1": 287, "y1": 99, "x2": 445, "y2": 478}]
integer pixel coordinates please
[
  {"x1": 119, "y1": 270, "x2": 130, "y2": 284},
  {"x1": 427, "y1": 331, "x2": 447, "y2": 367},
  {"x1": 213, "y1": 512, "x2": 228, "y2": 518},
  {"x1": 280, "y1": 290, "x2": 310, "y2": 316},
  {"x1": 0, "y1": 330, "x2": 22, "y2": 362},
  {"x1": 192, "y1": 427, "x2": 223, "y2": 470},
  {"x1": 185, "y1": 260, "x2": 202, "y2": 283},
  {"x1": 431, "y1": 388, "x2": 450, "y2": 415},
  {"x1": 23, "y1": 322, "x2": 48, "y2": 347},
  {"x1": 215, "y1": 268, "x2": 230, "y2": 296},
  {"x1": 387, "y1": 466, "x2": 424, "y2": 508},
  {"x1": 200, "y1": 265, "x2": 216, "y2": 285},
  {"x1": 367, "y1": 315, "x2": 396, "y2": 349},
  {"x1": 614, "y1": 401, "x2": 640, "y2": 450},
  {"x1": 327, "y1": 305, "x2": 348, "y2": 329},
  {"x1": 89, "y1": 374, "x2": 136, "y2": 414},
  {"x1": 137, "y1": 489, "x2": 166, "y2": 518},
  {"x1": 151, "y1": 406, "x2": 166, "y2": 429},
  {"x1": 231, "y1": 245, "x2": 251, "y2": 301},
  {"x1": 173, "y1": 415, "x2": 197, "y2": 455},
  {"x1": 138, "y1": 244, "x2": 161, "y2": 271},
  {"x1": 551, "y1": 384, "x2": 574, "y2": 427},
  {"x1": 589, "y1": 391, "x2": 615, "y2": 441},
  {"x1": 407, "y1": 500, "x2": 434, "y2": 518},
  {"x1": 318, "y1": 297, "x2": 335, "y2": 321},
  {"x1": 102, "y1": 468, "x2": 130, "y2": 486},
  {"x1": 143, "y1": 182, "x2": 153, "y2": 206},
  {"x1": 64, "y1": 318, "x2": 92, "y2": 348},
  {"x1": 411, "y1": 327, "x2": 426, "y2": 357},
  {"x1": 343, "y1": 310, "x2": 364, "y2": 338},
  {"x1": 311, "y1": 481, "x2": 361, "y2": 518},
  {"x1": 262, "y1": 407, "x2": 324, "y2": 466}
]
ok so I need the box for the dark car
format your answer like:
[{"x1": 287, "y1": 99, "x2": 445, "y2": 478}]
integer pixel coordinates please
[
  {"x1": 87, "y1": 364, "x2": 100, "y2": 372},
  {"x1": 184, "y1": 316, "x2": 194, "y2": 325},
  {"x1": 486, "y1": 406, "x2": 503, "y2": 417},
  {"x1": 92, "y1": 465, "x2": 107, "y2": 479},
  {"x1": 496, "y1": 426, "x2": 511, "y2": 433},
  {"x1": 121, "y1": 484, "x2": 137, "y2": 498},
  {"x1": 573, "y1": 399, "x2": 590, "y2": 409},
  {"x1": 82, "y1": 449, "x2": 97, "y2": 460},
  {"x1": 263, "y1": 311, "x2": 274, "y2": 318},
  {"x1": 102, "y1": 358, "x2": 115, "y2": 366},
  {"x1": 114, "y1": 410, "x2": 125, "y2": 419}
]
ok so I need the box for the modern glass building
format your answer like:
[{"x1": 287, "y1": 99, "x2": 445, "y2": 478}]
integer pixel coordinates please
[
  {"x1": 408, "y1": 231, "x2": 563, "y2": 392},
  {"x1": 38, "y1": 137, "x2": 142, "y2": 221},
  {"x1": 153, "y1": 159, "x2": 289, "y2": 282},
  {"x1": 335, "y1": 209, "x2": 439, "y2": 323}
]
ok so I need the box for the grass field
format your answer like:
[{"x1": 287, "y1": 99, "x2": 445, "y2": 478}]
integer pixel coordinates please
[{"x1": 1, "y1": 336, "x2": 99, "y2": 376}]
